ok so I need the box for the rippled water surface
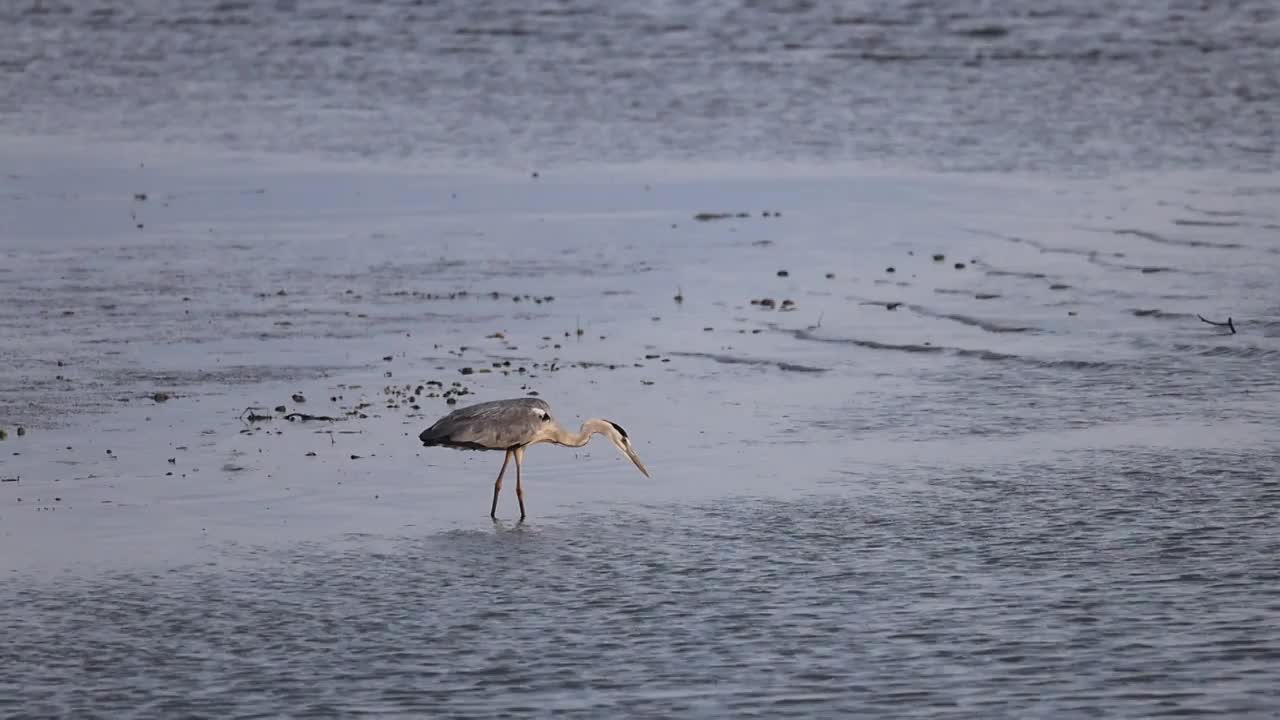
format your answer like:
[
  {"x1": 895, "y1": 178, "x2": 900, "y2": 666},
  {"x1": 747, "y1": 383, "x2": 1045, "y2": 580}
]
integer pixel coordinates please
[
  {"x1": 3, "y1": 1, "x2": 1280, "y2": 717},
  {"x1": 1, "y1": 0, "x2": 1277, "y2": 172}
]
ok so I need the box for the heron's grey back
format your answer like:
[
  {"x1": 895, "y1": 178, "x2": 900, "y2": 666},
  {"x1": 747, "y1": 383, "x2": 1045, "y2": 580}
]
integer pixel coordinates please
[{"x1": 419, "y1": 397, "x2": 552, "y2": 450}]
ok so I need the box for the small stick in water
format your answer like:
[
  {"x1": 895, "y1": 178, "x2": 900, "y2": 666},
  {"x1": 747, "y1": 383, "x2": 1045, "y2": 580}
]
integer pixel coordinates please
[{"x1": 1197, "y1": 314, "x2": 1236, "y2": 334}]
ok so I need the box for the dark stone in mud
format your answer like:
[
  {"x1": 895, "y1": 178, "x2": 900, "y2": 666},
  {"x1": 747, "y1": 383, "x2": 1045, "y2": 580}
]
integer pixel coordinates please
[
  {"x1": 152, "y1": 392, "x2": 169, "y2": 402},
  {"x1": 292, "y1": 394, "x2": 305, "y2": 402},
  {"x1": 1049, "y1": 284, "x2": 1070, "y2": 290},
  {"x1": 825, "y1": 273, "x2": 835, "y2": 279},
  {"x1": 758, "y1": 298, "x2": 777, "y2": 309},
  {"x1": 777, "y1": 270, "x2": 789, "y2": 277},
  {"x1": 0, "y1": 430, "x2": 6, "y2": 441},
  {"x1": 274, "y1": 405, "x2": 286, "y2": 412},
  {"x1": 886, "y1": 302, "x2": 902, "y2": 310},
  {"x1": 134, "y1": 193, "x2": 147, "y2": 201},
  {"x1": 933, "y1": 254, "x2": 945, "y2": 262},
  {"x1": 886, "y1": 267, "x2": 896, "y2": 273},
  {"x1": 975, "y1": 293, "x2": 1000, "y2": 300},
  {"x1": 15, "y1": 427, "x2": 25, "y2": 437},
  {"x1": 446, "y1": 397, "x2": 457, "y2": 405},
  {"x1": 954, "y1": 263, "x2": 966, "y2": 269}
]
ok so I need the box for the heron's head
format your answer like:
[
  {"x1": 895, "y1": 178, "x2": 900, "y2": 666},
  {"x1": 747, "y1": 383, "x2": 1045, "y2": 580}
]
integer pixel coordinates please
[{"x1": 598, "y1": 419, "x2": 649, "y2": 478}]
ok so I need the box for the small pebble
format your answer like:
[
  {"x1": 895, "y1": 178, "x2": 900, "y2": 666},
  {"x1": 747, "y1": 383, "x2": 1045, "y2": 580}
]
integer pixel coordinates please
[
  {"x1": 886, "y1": 267, "x2": 896, "y2": 273},
  {"x1": 292, "y1": 393, "x2": 305, "y2": 403},
  {"x1": 777, "y1": 270, "x2": 789, "y2": 277},
  {"x1": 954, "y1": 262, "x2": 966, "y2": 269},
  {"x1": 825, "y1": 273, "x2": 835, "y2": 279},
  {"x1": 932, "y1": 254, "x2": 945, "y2": 262}
]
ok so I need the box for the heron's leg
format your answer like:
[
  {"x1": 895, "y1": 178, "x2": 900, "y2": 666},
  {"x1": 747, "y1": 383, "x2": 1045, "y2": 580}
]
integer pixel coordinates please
[
  {"x1": 514, "y1": 446, "x2": 527, "y2": 520},
  {"x1": 490, "y1": 450, "x2": 512, "y2": 519}
]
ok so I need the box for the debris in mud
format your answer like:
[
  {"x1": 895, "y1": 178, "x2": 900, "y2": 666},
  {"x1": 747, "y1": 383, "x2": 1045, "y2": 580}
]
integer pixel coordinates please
[
  {"x1": 1197, "y1": 314, "x2": 1237, "y2": 334},
  {"x1": 954, "y1": 263, "x2": 966, "y2": 270},
  {"x1": 933, "y1": 254, "x2": 945, "y2": 262},
  {"x1": 825, "y1": 273, "x2": 835, "y2": 279},
  {"x1": 274, "y1": 405, "x2": 287, "y2": 412},
  {"x1": 886, "y1": 302, "x2": 902, "y2": 310},
  {"x1": 975, "y1": 293, "x2": 1001, "y2": 300},
  {"x1": 674, "y1": 287, "x2": 684, "y2": 303},
  {"x1": 0, "y1": 430, "x2": 6, "y2": 441},
  {"x1": 459, "y1": 367, "x2": 474, "y2": 375},
  {"x1": 151, "y1": 392, "x2": 170, "y2": 402},
  {"x1": 777, "y1": 270, "x2": 789, "y2": 277},
  {"x1": 240, "y1": 407, "x2": 273, "y2": 423},
  {"x1": 284, "y1": 412, "x2": 336, "y2": 422},
  {"x1": 305, "y1": 451, "x2": 317, "y2": 457},
  {"x1": 291, "y1": 393, "x2": 306, "y2": 403},
  {"x1": 886, "y1": 267, "x2": 896, "y2": 273},
  {"x1": 0, "y1": 476, "x2": 17, "y2": 483},
  {"x1": 15, "y1": 427, "x2": 25, "y2": 437},
  {"x1": 781, "y1": 299, "x2": 796, "y2": 310},
  {"x1": 133, "y1": 193, "x2": 147, "y2": 201}
]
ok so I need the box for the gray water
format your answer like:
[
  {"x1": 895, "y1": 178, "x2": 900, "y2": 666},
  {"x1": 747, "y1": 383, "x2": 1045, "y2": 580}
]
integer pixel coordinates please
[
  {"x1": 3, "y1": 1, "x2": 1280, "y2": 718},
  {"x1": 1, "y1": 0, "x2": 1276, "y2": 172}
]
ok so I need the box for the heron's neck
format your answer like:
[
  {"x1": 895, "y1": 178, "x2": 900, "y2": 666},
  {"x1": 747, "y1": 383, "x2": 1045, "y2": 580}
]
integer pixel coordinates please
[{"x1": 551, "y1": 419, "x2": 609, "y2": 447}]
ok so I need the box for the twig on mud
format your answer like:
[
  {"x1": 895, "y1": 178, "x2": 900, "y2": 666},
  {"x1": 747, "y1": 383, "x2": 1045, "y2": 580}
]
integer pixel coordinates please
[
  {"x1": 240, "y1": 407, "x2": 273, "y2": 423},
  {"x1": 284, "y1": 412, "x2": 336, "y2": 422},
  {"x1": 1197, "y1": 314, "x2": 1236, "y2": 334},
  {"x1": 1, "y1": 476, "x2": 18, "y2": 483}
]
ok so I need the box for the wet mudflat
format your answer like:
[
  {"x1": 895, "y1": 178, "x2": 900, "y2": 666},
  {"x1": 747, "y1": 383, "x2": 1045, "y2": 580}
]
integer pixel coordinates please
[{"x1": 3, "y1": 142, "x2": 1280, "y2": 716}]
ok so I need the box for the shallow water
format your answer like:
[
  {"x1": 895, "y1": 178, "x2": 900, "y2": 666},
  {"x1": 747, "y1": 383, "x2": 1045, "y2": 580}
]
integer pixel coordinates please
[
  {"x1": 3, "y1": 1, "x2": 1280, "y2": 716},
  {"x1": 4, "y1": 149, "x2": 1280, "y2": 715},
  {"x1": 1, "y1": 0, "x2": 1276, "y2": 173}
]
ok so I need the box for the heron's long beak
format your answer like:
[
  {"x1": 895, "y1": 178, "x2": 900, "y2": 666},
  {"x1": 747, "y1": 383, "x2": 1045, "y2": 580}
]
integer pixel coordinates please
[{"x1": 624, "y1": 444, "x2": 650, "y2": 478}]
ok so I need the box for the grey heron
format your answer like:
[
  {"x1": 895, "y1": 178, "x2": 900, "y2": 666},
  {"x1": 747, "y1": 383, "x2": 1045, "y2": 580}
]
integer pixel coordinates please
[{"x1": 418, "y1": 397, "x2": 649, "y2": 519}]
